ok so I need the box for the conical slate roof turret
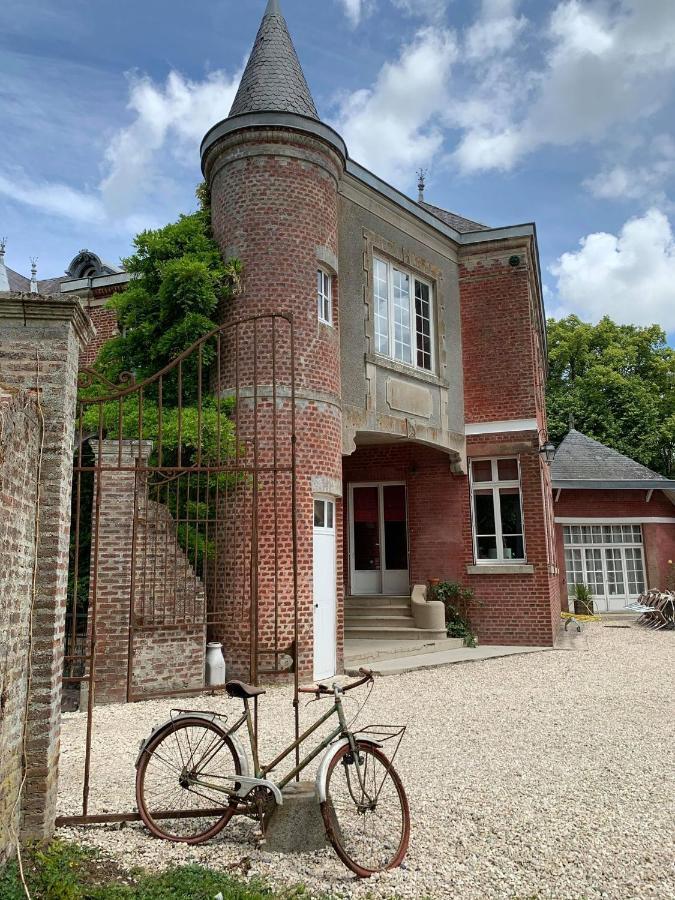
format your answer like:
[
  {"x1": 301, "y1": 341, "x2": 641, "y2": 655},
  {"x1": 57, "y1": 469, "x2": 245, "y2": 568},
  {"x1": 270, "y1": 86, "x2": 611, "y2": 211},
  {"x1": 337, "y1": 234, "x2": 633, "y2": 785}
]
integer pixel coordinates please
[{"x1": 229, "y1": 0, "x2": 319, "y2": 120}]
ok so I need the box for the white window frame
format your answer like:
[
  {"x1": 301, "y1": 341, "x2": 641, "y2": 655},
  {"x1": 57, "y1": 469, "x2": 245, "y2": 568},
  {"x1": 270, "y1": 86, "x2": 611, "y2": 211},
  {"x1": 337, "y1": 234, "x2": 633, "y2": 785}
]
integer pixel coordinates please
[
  {"x1": 317, "y1": 269, "x2": 332, "y2": 325},
  {"x1": 562, "y1": 525, "x2": 646, "y2": 600},
  {"x1": 470, "y1": 457, "x2": 526, "y2": 564},
  {"x1": 373, "y1": 256, "x2": 434, "y2": 373}
]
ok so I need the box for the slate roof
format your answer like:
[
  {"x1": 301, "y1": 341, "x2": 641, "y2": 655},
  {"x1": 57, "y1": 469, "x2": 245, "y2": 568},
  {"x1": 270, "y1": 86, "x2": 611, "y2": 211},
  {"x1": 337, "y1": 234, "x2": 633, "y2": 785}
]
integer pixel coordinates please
[
  {"x1": 419, "y1": 200, "x2": 490, "y2": 234},
  {"x1": 552, "y1": 429, "x2": 674, "y2": 488},
  {"x1": 3, "y1": 268, "x2": 71, "y2": 294},
  {"x1": 229, "y1": 0, "x2": 319, "y2": 120}
]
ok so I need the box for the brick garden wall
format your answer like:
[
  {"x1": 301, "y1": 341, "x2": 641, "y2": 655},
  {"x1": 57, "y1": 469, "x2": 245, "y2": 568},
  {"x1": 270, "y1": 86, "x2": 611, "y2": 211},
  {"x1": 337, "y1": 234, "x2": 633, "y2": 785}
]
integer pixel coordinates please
[
  {"x1": 0, "y1": 391, "x2": 40, "y2": 862},
  {"x1": 86, "y1": 442, "x2": 206, "y2": 704}
]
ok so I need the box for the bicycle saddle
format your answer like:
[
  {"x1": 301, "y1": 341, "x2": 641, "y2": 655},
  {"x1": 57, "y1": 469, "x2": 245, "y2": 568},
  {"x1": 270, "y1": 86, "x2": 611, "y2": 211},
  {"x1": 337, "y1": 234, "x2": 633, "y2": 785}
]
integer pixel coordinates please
[{"x1": 225, "y1": 680, "x2": 266, "y2": 700}]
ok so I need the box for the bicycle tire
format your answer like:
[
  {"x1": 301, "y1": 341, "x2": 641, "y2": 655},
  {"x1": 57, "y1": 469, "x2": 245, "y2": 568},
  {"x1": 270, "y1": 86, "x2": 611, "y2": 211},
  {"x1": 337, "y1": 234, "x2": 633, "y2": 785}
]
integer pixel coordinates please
[{"x1": 136, "y1": 716, "x2": 241, "y2": 844}]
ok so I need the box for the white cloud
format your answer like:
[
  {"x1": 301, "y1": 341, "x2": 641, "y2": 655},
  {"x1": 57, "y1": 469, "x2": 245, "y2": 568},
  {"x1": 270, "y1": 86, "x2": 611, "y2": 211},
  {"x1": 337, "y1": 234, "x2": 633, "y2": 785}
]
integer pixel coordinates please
[
  {"x1": 392, "y1": 0, "x2": 448, "y2": 22},
  {"x1": 0, "y1": 68, "x2": 241, "y2": 227},
  {"x1": 338, "y1": 0, "x2": 371, "y2": 27},
  {"x1": 585, "y1": 135, "x2": 675, "y2": 204},
  {"x1": 100, "y1": 69, "x2": 241, "y2": 217},
  {"x1": 0, "y1": 171, "x2": 104, "y2": 225},
  {"x1": 333, "y1": 27, "x2": 457, "y2": 184},
  {"x1": 454, "y1": 0, "x2": 675, "y2": 174},
  {"x1": 550, "y1": 209, "x2": 675, "y2": 331},
  {"x1": 465, "y1": 0, "x2": 527, "y2": 59}
]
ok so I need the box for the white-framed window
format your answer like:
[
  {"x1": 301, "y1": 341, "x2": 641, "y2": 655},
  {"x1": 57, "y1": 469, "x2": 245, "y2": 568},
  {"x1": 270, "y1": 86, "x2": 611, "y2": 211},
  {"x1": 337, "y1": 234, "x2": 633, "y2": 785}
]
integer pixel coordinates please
[
  {"x1": 314, "y1": 497, "x2": 335, "y2": 530},
  {"x1": 470, "y1": 458, "x2": 525, "y2": 563},
  {"x1": 317, "y1": 269, "x2": 332, "y2": 325},
  {"x1": 562, "y1": 525, "x2": 646, "y2": 599},
  {"x1": 373, "y1": 256, "x2": 433, "y2": 372}
]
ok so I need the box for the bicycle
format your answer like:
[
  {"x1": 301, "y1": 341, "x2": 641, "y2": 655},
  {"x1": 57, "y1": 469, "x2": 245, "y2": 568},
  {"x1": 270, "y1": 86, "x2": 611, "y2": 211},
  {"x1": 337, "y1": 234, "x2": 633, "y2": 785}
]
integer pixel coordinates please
[{"x1": 135, "y1": 668, "x2": 410, "y2": 878}]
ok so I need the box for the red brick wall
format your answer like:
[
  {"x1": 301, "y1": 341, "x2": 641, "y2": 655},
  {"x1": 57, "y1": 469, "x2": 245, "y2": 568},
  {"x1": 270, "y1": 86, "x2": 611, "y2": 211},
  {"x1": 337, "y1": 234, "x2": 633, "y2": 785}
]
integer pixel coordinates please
[
  {"x1": 86, "y1": 444, "x2": 206, "y2": 705},
  {"x1": 206, "y1": 128, "x2": 344, "y2": 680},
  {"x1": 343, "y1": 437, "x2": 559, "y2": 647},
  {"x1": 554, "y1": 488, "x2": 675, "y2": 596},
  {"x1": 0, "y1": 391, "x2": 40, "y2": 861},
  {"x1": 79, "y1": 305, "x2": 119, "y2": 368},
  {"x1": 459, "y1": 250, "x2": 544, "y2": 425}
]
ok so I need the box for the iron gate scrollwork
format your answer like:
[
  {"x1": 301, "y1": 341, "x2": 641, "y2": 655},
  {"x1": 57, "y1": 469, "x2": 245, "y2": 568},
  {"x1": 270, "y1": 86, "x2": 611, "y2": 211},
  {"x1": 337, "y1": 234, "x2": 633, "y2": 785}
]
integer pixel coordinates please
[{"x1": 61, "y1": 314, "x2": 298, "y2": 823}]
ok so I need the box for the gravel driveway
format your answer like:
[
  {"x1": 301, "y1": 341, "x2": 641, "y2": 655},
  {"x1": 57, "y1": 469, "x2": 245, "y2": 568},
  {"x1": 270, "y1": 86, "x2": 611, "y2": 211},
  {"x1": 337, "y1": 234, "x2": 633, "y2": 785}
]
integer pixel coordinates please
[{"x1": 58, "y1": 624, "x2": 675, "y2": 899}]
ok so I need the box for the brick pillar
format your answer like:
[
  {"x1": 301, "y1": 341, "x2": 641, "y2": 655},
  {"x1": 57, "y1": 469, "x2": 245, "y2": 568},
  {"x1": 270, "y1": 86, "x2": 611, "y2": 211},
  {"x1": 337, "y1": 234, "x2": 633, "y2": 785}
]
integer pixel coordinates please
[{"x1": 0, "y1": 292, "x2": 94, "y2": 840}]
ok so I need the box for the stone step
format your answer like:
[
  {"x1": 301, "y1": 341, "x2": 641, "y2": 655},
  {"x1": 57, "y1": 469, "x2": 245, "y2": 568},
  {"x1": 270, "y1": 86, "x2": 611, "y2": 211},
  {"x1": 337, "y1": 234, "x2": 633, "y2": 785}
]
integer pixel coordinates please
[
  {"x1": 345, "y1": 607, "x2": 412, "y2": 619},
  {"x1": 344, "y1": 636, "x2": 465, "y2": 664},
  {"x1": 345, "y1": 595, "x2": 410, "y2": 607},
  {"x1": 345, "y1": 625, "x2": 448, "y2": 641},
  {"x1": 344, "y1": 615, "x2": 416, "y2": 628}
]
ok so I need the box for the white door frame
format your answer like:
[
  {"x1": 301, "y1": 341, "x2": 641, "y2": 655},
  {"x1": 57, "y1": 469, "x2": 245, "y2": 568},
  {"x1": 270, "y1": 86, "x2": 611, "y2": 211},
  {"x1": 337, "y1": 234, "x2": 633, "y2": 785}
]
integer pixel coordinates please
[
  {"x1": 313, "y1": 496, "x2": 337, "y2": 681},
  {"x1": 348, "y1": 482, "x2": 410, "y2": 596}
]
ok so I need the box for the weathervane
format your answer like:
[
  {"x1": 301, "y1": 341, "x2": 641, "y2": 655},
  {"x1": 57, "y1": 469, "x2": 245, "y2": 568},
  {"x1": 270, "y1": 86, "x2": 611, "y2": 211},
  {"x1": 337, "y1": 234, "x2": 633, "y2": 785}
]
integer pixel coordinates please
[
  {"x1": 30, "y1": 256, "x2": 38, "y2": 293},
  {"x1": 417, "y1": 168, "x2": 427, "y2": 203}
]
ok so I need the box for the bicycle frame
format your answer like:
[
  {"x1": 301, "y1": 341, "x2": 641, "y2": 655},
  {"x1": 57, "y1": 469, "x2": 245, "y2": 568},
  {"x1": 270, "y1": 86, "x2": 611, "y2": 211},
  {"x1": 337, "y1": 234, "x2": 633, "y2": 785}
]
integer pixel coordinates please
[{"x1": 190, "y1": 686, "x2": 367, "y2": 802}]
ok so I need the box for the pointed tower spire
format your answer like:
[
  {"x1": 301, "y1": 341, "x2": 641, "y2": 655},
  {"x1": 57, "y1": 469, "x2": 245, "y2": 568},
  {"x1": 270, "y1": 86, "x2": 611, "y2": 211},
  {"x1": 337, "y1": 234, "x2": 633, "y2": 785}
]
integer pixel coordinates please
[
  {"x1": 0, "y1": 238, "x2": 9, "y2": 292},
  {"x1": 229, "y1": 0, "x2": 319, "y2": 119}
]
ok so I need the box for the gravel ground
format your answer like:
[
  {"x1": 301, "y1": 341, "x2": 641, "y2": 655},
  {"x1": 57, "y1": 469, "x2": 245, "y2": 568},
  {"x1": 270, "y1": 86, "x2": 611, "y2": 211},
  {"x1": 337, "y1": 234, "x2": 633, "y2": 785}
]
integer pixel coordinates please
[{"x1": 58, "y1": 624, "x2": 675, "y2": 899}]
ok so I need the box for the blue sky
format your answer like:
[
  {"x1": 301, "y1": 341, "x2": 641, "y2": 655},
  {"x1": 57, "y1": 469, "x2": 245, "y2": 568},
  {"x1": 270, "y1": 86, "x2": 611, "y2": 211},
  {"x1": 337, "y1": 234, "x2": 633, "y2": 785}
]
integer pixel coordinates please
[{"x1": 1, "y1": 0, "x2": 675, "y2": 342}]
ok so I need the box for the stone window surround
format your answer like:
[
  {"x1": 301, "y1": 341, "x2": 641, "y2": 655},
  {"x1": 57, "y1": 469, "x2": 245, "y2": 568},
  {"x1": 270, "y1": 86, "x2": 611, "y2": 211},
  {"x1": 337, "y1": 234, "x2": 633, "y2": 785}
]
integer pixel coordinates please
[{"x1": 361, "y1": 228, "x2": 446, "y2": 382}]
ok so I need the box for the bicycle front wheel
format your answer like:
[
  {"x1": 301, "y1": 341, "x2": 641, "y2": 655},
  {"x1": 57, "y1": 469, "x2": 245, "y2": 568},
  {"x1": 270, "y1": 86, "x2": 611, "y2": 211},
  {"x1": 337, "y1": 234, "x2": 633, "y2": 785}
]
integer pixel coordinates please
[
  {"x1": 136, "y1": 716, "x2": 241, "y2": 844},
  {"x1": 321, "y1": 740, "x2": 410, "y2": 877}
]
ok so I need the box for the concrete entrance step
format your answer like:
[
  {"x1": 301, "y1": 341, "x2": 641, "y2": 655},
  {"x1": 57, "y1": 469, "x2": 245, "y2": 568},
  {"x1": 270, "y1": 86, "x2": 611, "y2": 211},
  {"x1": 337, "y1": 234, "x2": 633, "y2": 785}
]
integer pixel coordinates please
[
  {"x1": 344, "y1": 636, "x2": 464, "y2": 664},
  {"x1": 345, "y1": 625, "x2": 447, "y2": 641},
  {"x1": 345, "y1": 645, "x2": 549, "y2": 677},
  {"x1": 345, "y1": 615, "x2": 416, "y2": 627},
  {"x1": 346, "y1": 595, "x2": 410, "y2": 607},
  {"x1": 346, "y1": 604, "x2": 411, "y2": 617}
]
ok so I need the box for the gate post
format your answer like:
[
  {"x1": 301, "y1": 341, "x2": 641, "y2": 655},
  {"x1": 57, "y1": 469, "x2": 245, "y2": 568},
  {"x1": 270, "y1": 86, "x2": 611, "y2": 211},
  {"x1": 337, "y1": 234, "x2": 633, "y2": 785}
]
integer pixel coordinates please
[{"x1": 0, "y1": 293, "x2": 94, "y2": 841}]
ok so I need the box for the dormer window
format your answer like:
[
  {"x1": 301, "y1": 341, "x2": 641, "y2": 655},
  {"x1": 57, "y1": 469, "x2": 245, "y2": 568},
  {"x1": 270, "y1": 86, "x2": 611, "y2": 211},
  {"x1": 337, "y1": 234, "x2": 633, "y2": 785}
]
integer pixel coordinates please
[
  {"x1": 373, "y1": 257, "x2": 433, "y2": 372},
  {"x1": 317, "y1": 269, "x2": 332, "y2": 325}
]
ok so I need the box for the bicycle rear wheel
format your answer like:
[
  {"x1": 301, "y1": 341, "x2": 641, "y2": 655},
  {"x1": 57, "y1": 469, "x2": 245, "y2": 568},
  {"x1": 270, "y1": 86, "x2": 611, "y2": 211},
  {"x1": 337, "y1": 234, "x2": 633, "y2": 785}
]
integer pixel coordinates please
[
  {"x1": 136, "y1": 716, "x2": 241, "y2": 844},
  {"x1": 321, "y1": 740, "x2": 410, "y2": 878}
]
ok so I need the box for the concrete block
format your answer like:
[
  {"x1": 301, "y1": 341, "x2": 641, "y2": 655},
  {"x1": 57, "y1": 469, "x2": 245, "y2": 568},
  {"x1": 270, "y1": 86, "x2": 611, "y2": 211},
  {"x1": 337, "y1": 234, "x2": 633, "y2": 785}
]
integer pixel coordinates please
[{"x1": 263, "y1": 781, "x2": 328, "y2": 853}]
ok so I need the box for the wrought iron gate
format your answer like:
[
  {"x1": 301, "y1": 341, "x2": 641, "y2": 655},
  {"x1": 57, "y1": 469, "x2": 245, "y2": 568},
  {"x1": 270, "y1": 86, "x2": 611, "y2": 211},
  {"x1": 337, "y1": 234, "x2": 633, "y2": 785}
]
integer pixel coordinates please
[{"x1": 59, "y1": 314, "x2": 298, "y2": 824}]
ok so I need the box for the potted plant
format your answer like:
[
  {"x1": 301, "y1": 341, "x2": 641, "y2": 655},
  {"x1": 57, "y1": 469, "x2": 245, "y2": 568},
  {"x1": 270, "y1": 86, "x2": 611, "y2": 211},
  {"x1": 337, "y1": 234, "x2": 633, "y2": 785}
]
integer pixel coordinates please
[
  {"x1": 428, "y1": 580, "x2": 479, "y2": 648},
  {"x1": 573, "y1": 582, "x2": 594, "y2": 616}
]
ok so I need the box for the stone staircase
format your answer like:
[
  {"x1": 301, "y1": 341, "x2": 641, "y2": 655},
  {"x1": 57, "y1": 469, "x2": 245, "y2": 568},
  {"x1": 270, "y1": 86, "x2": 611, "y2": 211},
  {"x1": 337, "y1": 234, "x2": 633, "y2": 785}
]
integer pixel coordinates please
[{"x1": 345, "y1": 595, "x2": 448, "y2": 641}]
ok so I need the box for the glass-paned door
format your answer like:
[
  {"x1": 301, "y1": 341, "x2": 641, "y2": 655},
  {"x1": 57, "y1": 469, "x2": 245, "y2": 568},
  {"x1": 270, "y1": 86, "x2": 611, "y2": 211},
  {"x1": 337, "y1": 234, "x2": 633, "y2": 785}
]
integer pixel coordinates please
[
  {"x1": 350, "y1": 483, "x2": 409, "y2": 595},
  {"x1": 563, "y1": 524, "x2": 647, "y2": 612}
]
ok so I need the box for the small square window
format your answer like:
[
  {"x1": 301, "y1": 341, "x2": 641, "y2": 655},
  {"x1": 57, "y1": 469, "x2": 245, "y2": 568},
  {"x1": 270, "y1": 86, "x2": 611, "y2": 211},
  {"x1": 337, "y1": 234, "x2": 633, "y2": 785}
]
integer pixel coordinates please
[
  {"x1": 327, "y1": 502, "x2": 334, "y2": 529},
  {"x1": 314, "y1": 500, "x2": 325, "y2": 528}
]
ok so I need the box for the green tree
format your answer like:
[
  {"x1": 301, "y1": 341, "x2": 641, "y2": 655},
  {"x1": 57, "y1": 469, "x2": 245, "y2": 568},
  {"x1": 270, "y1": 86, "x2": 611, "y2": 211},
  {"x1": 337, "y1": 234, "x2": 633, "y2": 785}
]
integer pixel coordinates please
[
  {"x1": 96, "y1": 186, "x2": 241, "y2": 391},
  {"x1": 546, "y1": 315, "x2": 675, "y2": 476}
]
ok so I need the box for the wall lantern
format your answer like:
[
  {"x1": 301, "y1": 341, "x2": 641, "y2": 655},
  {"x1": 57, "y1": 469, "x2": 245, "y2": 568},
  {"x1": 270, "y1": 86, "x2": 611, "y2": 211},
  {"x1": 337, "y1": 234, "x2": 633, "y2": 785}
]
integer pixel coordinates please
[{"x1": 539, "y1": 441, "x2": 557, "y2": 465}]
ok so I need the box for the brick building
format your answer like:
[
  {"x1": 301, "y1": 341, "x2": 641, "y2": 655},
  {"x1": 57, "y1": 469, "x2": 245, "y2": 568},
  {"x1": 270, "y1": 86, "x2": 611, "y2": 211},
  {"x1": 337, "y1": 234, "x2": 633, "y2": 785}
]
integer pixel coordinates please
[
  {"x1": 553, "y1": 430, "x2": 675, "y2": 612},
  {"x1": 10, "y1": 2, "x2": 671, "y2": 692},
  {"x1": 195, "y1": 0, "x2": 562, "y2": 679}
]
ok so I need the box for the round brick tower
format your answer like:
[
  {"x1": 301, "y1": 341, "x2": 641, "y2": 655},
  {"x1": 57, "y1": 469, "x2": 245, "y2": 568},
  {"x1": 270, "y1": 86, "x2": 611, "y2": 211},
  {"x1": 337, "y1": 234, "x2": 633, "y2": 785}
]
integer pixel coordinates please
[{"x1": 201, "y1": 0, "x2": 346, "y2": 681}]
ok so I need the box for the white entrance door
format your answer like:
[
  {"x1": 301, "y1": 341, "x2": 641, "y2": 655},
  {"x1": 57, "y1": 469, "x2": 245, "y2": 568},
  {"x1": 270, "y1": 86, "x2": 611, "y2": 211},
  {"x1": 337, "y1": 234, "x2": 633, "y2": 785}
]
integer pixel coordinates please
[
  {"x1": 313, "y1": 497, "x2": 336, "y2": 681},
  {"x1": 349, "y1": 483, "x2": 409, "y2": 596}
]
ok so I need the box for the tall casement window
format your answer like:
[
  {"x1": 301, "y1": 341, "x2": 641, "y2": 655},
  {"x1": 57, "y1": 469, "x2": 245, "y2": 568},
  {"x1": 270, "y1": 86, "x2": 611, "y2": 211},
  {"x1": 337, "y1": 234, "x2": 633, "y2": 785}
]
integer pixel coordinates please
[
  {"x1": 470, "y1": 458, "x2": 525, "y2": 563},
  {"x1": 373, "y1": 257, "x2": 433, "y2": 372},
  {"x1": 317, "y1": 269, "x2": 332, "y2": 325}
]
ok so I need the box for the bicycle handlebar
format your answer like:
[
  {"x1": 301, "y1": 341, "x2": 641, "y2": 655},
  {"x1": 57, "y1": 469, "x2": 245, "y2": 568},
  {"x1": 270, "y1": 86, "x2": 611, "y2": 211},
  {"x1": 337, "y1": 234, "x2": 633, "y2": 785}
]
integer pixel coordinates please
[{"x1": 298, "y1": 667, "x2": 374, "y2": 698}]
